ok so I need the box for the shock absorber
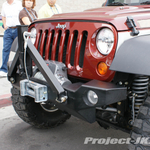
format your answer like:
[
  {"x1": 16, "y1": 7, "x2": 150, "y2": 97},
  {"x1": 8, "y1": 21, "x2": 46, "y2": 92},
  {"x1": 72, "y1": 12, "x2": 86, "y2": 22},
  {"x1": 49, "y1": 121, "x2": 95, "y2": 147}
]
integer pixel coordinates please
[{"x1": 129, "y1": 76, "x2": 149, "y2": 123}]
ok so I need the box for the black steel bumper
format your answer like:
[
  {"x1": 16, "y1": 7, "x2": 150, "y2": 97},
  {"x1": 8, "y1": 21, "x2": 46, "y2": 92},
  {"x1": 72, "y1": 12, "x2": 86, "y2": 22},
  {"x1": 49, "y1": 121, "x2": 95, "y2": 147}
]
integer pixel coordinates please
[
  {"x1": 8, "y1": 26, "x2": 127, "y2": 123},
  {"x1": 62, "y1": 80, "x2": 126, "y2": 123}
]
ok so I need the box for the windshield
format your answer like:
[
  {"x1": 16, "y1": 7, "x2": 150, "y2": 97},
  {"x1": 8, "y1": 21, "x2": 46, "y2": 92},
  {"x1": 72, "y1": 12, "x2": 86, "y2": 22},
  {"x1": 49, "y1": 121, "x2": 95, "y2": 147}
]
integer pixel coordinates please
[{"x1": 105, "y1": 0, "x2": 150, "y2": 6}]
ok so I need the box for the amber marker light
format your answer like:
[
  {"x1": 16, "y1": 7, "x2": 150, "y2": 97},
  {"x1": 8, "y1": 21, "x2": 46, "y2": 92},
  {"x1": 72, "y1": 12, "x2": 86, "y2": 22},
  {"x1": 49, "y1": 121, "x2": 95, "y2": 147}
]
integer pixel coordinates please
[{"x1": 97, "y1": 62, "x2": 108, "y2": 75}]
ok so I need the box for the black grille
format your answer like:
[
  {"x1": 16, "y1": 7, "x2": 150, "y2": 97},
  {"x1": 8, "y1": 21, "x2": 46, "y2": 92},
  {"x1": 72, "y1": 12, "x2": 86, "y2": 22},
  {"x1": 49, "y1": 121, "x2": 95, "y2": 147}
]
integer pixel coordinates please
[
  {"x1": 62, "y1": 30, "x2": 70, "y2": 64},
  {"x1": 43, "y1": 30, "x2": 48, "y2": 59},
  {"x1": 37, "y1": 30, "x2": 42, "y2": 52},
  {"x1": 79, "y1": 31, "x2": 88, "y2": 68},
  {"x1": 70, "y1": 30, "x2": 78, "y2": 66}
]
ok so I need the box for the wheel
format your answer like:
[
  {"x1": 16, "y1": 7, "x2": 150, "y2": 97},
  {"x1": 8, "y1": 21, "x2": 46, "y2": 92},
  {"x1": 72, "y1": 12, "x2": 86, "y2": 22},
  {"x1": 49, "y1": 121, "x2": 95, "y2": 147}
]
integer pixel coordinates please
[
  {"x1": 128, "y1": 96, "x2": 150, "y2": 150},
  {"x1": 11, "y1": 87, "x2": 71, "y2": 128},
  {"x1": 97, "y1": 121, "x2": 110, "y2": 129}
]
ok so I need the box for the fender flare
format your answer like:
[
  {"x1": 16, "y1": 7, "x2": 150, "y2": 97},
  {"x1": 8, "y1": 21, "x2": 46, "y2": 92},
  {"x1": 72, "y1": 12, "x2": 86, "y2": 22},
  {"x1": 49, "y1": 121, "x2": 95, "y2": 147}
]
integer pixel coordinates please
[
  {"x1": 10, "y1": 37, "x2": 18, "y2": 52},
  {"x1": 110, "y1": 35, "x2": 150, "y2": 76}
]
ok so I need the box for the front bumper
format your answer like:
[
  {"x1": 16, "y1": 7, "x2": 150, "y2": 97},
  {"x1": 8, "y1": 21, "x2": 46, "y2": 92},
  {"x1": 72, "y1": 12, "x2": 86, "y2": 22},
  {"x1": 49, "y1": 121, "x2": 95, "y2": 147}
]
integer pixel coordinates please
[
  {"x1": 19, "y1": 78, "x2": 126, "y2": 123},
  {"x1": 60, "y1": 79, "x2": 126, "y2": 123}
]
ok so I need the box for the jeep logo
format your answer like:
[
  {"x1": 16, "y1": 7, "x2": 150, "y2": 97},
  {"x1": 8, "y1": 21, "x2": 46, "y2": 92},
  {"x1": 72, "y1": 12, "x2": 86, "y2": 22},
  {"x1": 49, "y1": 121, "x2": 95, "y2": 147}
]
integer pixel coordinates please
[{"x1": 56, "y1": 23, "x2": 66, "y2": 29}]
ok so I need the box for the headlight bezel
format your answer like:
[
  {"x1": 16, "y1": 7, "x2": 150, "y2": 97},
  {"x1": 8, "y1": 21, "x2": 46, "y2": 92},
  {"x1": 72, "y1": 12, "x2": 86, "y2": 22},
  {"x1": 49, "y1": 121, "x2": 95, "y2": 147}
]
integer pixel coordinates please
[{"x1": 96, "y1": 28, "x2": 114, "y2": 56}]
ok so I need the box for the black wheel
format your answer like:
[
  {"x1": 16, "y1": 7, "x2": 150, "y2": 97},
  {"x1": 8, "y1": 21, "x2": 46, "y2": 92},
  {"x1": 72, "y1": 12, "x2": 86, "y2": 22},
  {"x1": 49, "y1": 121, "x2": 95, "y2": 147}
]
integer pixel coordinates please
[
  {"x1": 128, "y1": 96, "x2": 150, "y2": 150},
  {"x1": 11, "y1": 87, "x2": 71, "y2": 128},
  {"x1": 97, "y1": 121, "x2": 110, "y2": 129}
]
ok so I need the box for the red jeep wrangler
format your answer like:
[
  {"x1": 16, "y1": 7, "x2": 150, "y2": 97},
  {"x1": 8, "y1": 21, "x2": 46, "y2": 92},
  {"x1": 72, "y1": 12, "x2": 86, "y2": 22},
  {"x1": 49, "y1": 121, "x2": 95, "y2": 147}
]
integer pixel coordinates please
[{"x1": 8, "y1": 0, "x2": 150, "y2": 149}]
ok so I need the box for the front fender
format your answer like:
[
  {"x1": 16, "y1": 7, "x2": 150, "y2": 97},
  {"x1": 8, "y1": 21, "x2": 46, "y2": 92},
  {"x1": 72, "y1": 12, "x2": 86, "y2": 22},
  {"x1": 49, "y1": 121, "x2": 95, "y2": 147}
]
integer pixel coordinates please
[{"x1": 110, "y1": 34, "x2": 150, "y2": 76}]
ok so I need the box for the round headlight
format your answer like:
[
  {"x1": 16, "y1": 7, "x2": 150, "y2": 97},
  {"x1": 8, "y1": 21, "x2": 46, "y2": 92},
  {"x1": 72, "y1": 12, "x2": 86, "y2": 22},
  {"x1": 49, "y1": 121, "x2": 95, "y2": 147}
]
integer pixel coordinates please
[
  {"x1": 96, "y1": 28, "x2": 114, "y2": 55},
  {"x1": 30, "y1": 27, "x2": 37, "y2": 44}
]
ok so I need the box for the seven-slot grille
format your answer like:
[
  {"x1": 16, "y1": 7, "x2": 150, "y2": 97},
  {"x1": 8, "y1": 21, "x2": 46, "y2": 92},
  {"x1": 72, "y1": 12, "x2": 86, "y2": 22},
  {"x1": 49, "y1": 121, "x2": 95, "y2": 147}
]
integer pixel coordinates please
[{"x1": 34, "y1": 29, "x2": 88, "y2": 68}]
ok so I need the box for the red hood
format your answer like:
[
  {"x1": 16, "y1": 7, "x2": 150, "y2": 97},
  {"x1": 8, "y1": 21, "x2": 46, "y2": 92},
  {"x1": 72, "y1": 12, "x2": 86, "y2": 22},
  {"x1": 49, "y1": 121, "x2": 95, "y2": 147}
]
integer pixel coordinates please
[{"x1": 37, "y1": 6, "x2": 150, "y2": 31}]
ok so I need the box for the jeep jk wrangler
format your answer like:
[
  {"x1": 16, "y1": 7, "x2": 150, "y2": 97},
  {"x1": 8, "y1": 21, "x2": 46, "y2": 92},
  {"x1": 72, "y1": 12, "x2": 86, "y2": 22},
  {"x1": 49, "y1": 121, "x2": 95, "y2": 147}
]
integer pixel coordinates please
[{"x1": 8, "y1": 0, "x2": 150, "y2": 149}]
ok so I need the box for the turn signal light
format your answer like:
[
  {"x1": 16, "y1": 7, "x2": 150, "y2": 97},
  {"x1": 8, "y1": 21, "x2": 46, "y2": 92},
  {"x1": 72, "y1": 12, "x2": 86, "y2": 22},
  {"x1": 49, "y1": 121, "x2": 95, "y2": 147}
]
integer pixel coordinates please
[{"x1": 97, "y1": 62, "x2": 108, "y2": 75}]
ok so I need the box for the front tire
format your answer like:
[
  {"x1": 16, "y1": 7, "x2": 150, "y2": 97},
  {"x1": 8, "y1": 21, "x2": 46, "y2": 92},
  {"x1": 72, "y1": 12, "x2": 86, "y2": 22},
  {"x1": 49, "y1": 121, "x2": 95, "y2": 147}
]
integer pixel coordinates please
[
  {"x1": 11, "y1": 87, "x2": 71, "y2": 128},
  {"x1": 128, "y1": 96, "x2": 150, "y2": 150}
]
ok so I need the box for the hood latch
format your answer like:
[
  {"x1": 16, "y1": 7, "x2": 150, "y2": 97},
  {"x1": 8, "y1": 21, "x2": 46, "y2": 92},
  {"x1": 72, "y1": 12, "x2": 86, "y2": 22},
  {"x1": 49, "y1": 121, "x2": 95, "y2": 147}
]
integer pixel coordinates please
[{"x1": 126, "y1": 16, "x2": 139, "y2": 36}]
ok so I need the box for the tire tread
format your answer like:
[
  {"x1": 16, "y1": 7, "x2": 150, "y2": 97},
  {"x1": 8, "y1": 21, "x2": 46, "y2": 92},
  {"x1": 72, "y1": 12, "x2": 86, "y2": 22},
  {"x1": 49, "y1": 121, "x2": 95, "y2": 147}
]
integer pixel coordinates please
[
  {"x1": 11, "y1": 87, "x2": 71, "y2": 129},
  {"x1": 129, "y1": 97, "x2": 150, "y2": 150}
]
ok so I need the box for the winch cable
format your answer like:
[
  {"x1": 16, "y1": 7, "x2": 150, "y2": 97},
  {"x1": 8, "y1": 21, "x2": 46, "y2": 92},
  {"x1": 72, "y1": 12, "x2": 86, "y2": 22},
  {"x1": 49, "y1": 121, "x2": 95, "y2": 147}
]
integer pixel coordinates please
[{"x1": 23, "y1": 32, "x2": 31, "y2": 87}]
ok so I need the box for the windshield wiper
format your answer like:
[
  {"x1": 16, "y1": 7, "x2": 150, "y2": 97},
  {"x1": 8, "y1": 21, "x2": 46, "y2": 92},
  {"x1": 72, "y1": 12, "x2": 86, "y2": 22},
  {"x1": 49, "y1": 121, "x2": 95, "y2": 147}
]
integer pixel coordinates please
[
  {"x1": 140, "y1": 1, "x2": 150, "y2": 4},
  {"x1": 108, "y1": 2, "x2": 128, "y2": 6}
]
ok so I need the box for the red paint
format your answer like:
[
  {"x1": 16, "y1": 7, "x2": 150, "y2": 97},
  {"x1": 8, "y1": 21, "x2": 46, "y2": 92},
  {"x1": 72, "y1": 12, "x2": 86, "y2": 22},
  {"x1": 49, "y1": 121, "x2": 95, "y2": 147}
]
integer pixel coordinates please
[
  {"x1": 45, "y1": 30, "x2": 53, "y2": 60},
  {"x1": 66, "y1": 33, "x2": 74, "y2": 70},
  {"x1": 32, "y1": 6, "x2": 150, "y2": 31},
  {"x1": 58, "y1": 32, "x2": 66, "y2": 62},
  {"x1": 51, "y1": 32, "x2": 59, "y2": 60},
  {"x1": 74, "y1": 33, "x2": 83, "y2": 71},
  {"x1": 0, "y1": 94, "x2": 12, "y2": 108},
  {"x1": 0, "y1": 98, "x2": 12, "y2": 108},
  {"x1": 34, "y1": 31, "x2": 41, "y2": 50},
  {"x1": 39, "y1": 31, "x2": 46, "y2": 56},
  {"x1": 0, "y1": 94, "x2": 11, "y2": 99}
]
